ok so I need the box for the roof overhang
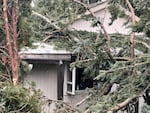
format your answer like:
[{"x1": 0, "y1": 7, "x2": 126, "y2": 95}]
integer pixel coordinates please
[{"x1": 19, "y1": 42, "x2": 72, "y2": 62}]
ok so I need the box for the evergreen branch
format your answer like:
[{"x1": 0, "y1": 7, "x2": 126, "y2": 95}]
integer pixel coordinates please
[
  {"x1": 135, "y1": 40, "x2": 150, "y2": 49},
  {"x1": 43, "y1": 29, "x2": 66, "y2": 42},
  {"x1": 114, "y1": 54, "x2": 150, "y2": 61},
  {"x1": 95, "y1": 61, "x2": 150, "y2": 80},
  {"x1": 32, "y1": 10, "x2": 60, "y2": 29},
  {"x1": 117, "y1": 5, "x2": 139, "y2": 23},
  {"x1": 74, "y1": 0, "x2": 115, "y2": 62},
  {"x1": 8, "y1": 103, "x2": 28, "y2": 113},
  {"x1": 71, "y1": 58, "x2": 96, "y2": 65},
  {"x1": 108, "y1": 61, "x2": 149, "y2": 72},
  {"x1": 45, "y1": 98, "x2": 80, "y2": 112}
]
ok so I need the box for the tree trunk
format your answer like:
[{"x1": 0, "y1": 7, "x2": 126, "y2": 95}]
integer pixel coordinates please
[
  {"x1": 12, "y1": 0, "x2": 19, "y2": 85},
  {"x1": 3, "y1": 0, "x2": 19, "y2": 85}
]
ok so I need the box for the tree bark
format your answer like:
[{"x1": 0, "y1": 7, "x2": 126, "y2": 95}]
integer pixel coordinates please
[
  {"x1": 12, "y1": 0, "x2": 19, "y2": 85},
  {"x1": 3, "y1": 0, "x2": 19, "y2": 85}
]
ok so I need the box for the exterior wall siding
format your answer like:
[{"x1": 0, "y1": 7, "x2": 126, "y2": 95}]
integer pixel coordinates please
[
  {"x1": 71, "y1": 9, "x2": 131, "y2": 34},
  {"x1": 25, "y1": 63, "x2": 58, "y2": 100}
]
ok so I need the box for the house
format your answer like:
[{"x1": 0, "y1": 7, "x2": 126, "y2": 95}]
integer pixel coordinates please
[
  {"x1": 20, "y1": 0, "x2": 144, "y2": 112},
  {"x1": 71, "y1": 0, "x2": 139, "y2": 35},
  {"x1": 20, "y1": 43, "x2": 92, "y2": 108}
]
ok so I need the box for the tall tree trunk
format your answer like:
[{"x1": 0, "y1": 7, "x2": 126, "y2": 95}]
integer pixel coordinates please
[
  {"x1": 12, "y1": 0, "x2": 19, "y2": 85},
  {"x1": 3, "y1": 0, "x2": 19, "y2": 85}
]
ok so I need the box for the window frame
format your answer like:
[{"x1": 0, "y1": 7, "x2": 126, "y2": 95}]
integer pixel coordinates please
[{"x1": 66, "y1": 67, "x2": 76, "y2": 95}]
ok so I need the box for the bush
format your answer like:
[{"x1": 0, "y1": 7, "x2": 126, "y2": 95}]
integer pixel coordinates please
[{"x1": 0, "y1": 83, "x2": 43, "y2": 113}]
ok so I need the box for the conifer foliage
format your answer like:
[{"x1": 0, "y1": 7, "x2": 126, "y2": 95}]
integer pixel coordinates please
[
  {"x1": 0, "y1": 0, "x2": 42, "y2": 112},
  {"x1": 0, "y1": 0, "x2": 149, "y2": 113}
]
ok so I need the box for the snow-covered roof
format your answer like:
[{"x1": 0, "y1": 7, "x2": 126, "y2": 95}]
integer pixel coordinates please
[
  {"x1": 19, "y1": 43, "x2": 72, "y2": 61},
  {"x1": 20, "y1": 42, "x2": 71, "y2": 54}
]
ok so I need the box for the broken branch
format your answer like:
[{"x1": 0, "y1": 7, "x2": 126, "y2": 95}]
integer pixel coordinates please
[{"x1": 107, "y1": 97, "x2": 135, "y2": 113}]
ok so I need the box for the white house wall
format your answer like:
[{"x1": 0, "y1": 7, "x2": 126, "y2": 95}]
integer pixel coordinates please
[
  {"x1": 25, "y1": 63, "x2": 58, "y2": 100},
  {"x1": 71, "y1": 8, "x2": 131, "y2": 34}
]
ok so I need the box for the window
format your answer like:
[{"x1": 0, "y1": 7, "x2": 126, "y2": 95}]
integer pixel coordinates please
[{"x1": 66, "y1": 67, "x2": 76, "y2": 95}]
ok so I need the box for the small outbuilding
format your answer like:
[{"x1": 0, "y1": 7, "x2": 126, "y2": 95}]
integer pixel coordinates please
[{"x1": 20, "y1": 43, "x2": 91, "y2": 108}]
